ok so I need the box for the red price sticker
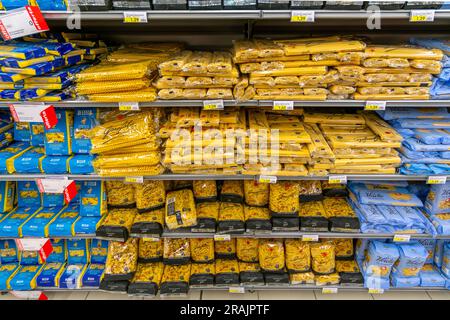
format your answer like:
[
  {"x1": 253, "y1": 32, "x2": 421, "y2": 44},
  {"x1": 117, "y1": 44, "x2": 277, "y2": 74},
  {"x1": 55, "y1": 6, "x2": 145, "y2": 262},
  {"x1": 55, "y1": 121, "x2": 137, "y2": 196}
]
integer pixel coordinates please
[
  {"x1": 0, "y1": 6, "x2": 49, "y2": 40},
  {"x1": 63, "y1": 180, "x2": 78, "y2": 204},
  {"x1": 40, "y1": 105, "x2": 58, "y2": 129}
]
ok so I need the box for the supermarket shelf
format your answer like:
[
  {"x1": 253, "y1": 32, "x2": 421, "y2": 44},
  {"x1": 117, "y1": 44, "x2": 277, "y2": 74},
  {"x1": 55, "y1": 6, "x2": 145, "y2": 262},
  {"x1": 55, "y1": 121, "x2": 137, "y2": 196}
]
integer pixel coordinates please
[
  {"x1": 0, "y1": 174, "x2": 446, "y2": 181},
  {"x1": 2, "y1": 100, "x2": 450, "y2": 108}
]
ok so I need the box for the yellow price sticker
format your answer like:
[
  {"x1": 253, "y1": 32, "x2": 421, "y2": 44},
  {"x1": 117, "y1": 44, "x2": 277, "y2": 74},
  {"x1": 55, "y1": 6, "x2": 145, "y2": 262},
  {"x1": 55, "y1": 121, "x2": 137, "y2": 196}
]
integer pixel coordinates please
[
  {"x1": 364, "y1": 101, "x2": 386, "y2": 111},
  {"x1": 411, "y1": 15, "x2": 427, "y2": 21},
  {"x1": 291, "y1": 15, "x2": 307, "y2": 22},
  {"x1": 124, "y1": 176, "x2": 144, "y2": 184},
  {"x1": 290, "y1": 10, "x2": 315, "y2": 23},
  {"x1": 229, "y1": 287, "x2": 245, "y2": 294},
  {"x1": 322, "y1": 287, "x2": 338, "y2": 294},
  {"x1": 124, "y1": 16, "x2": 140, "y2": 23},
  {"x1": 368, "y1": 288, "x2": 384, "y2": 294},
  {"x1": 203, "y1": 104, "x2": 219, "y2": 110},
  {"x1": 143, "y1": 237, "x2": 160, "y2": 242},
  {"x1": 410, "y1": 10, "x2": 434, "y2": 22},
  {"x1": 273, "y1": 105, "x2": 288, "y2": 110},
  {"x1": 203, "y1": 99, "x2": 224, "y2": 110},
  {"x1": 119, "y1": 102, "x2": 139, "y2": 111},
  {"x1": 258, "y1": 175, "x2": 277, "y2": 184},
  {"x1": 427, "y1": 176, "x2": 447, "y2": 185},
  {"x1": 393, "y1": 234, "x2": 411, "y2": 243},
  {"x1": 214, "y1": 234, "x2": 231, "y2": 241},
  {"x1": 302, "y1": 235, "x2": 319, "y2": 242}
]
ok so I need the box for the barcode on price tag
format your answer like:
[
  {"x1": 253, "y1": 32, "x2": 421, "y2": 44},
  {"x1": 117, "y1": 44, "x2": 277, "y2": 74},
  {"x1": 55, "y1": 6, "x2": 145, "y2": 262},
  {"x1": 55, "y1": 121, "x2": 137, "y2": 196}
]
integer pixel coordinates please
[
  {"x1": 393, "y1": 234, "x2": 411, "y2": 242},
  {"x1": 427, "y1": 176, "x2": 447, "y2": 185},
  {"x1": 203, "y1": 100, "x2": 224, "y2": 110},
  {"x1": 368, "y1": 288, "x2": 384, "y2": 294},
  {"x1": 364, "y1": 101, "x2": 386, "y2": 111},
  {"x1": 119, "y1": 102, "x2": 140, "y2": 111},
  {"x1": 214, "y1": 234, "x2": 231, "y2": 241},
  {"x1": 258, "y1": 175, "x2": 277, "y2": 184},
  {"x1": 322, "y1": 287, "x2": 338, "y2": 294},
  {"x1": 273, "y1": 101, "x2": 294, "y2": 111},
  {"x1": 291, "y1": 10, "x2": 315, "y2": 22},
  {"x1": 328, "y1": 175, "x2": 347, "y2": 184},
  {"x1": 0, "y1": 6, "x2": 49, "y2": 40},
  {"x1": 229, "y1": 287, "x2": 245, "y2": 294},
  {"x1": 302, "y1": 234, "x2": 319, "y2": 242},
  {"x1": 124, "y1": 176, "x2": 144, "y2": 184},
  {"x1": 123, "y1": 11, "x2": 148, "y2": 23},
  {"x1": 410, "y1": 10, "x2": 435, "y2": 22}
]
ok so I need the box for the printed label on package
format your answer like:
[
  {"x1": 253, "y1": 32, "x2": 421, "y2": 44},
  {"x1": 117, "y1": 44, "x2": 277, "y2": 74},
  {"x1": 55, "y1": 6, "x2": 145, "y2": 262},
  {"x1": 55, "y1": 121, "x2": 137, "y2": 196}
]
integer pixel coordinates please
[
  {"x1": 291, "y1": 10, "x2": 315, "y2": 22},
  {"x1": 0, "y1": 6, "x2": 49, "y2": 40}
]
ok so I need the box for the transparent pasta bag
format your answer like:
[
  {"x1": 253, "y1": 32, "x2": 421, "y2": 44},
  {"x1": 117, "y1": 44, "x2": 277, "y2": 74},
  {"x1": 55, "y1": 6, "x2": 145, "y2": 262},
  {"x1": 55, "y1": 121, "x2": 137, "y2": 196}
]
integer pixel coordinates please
[
  {"x1": 131, "y1": 208, "x2": 165, "y2": 237},
  {"x1": 135, "y1": 181, "x2": 166, "y2": 213},
  {"x1": 104, "y1": 238, "x2": 139, "y2": 281},
  {"x1": 285, "y1": 239, "x2": 311, "y2": 273},
  {"x1": 190, "y1": 238, "x2": 215, "y2": 263},
  {"x1": 96, "y1": 208, "x2": 137, "y2": 241},
  {"x1": 215, "y1": 259, "x2": 240, "y2": 286},
  {"x1": 310, "y1": 241, "x2": 336, "y2": 275},
  {"x1": 106, "y1": 181, "x2": 136, "y2": 209},
  {"x1": 160, "y1": 264, "x2": 191, "y2": 297},
  {"x1": 239, "y1": 261, "x2": 264, "y2": 285},
  {"x1": 128, "y1": 262, "x2": 164, "y2": 296},
  {"x1": 333, "y1": 239, "x2": 354, "y2": 260},
  {"x1": 189, "y1": 262, "x2": 215, "y2": 287},
  {"x1": 244, "y1": 180, "x2": 269, "y2": 207},
  {"x1": 269, "y1": 181, "x2": 300, "y2": 217},
  {"x1": 165, "y1": 189, "x2": 197, "y2": 230},
  {"x1": 214, "y1": 238, "x2": 236, "y2": 260},
  {"x1": 244, "y1": 206, "x2": 272, "y2": 232},
  {"x1": 220, "y1": 180, "x2": 244, "y2": 203},
  {"x1": 138, "y1": 238, "x2": 164, "y2": 263},
  {"x1": 236, "y1": 238, "x2": 259, "y2": 263},
  {"x1": 192, "y1": 180, "x2": 218, "y2": 202},
  {"x1": 163, "y1": 238, "x2": 191, "y2": 265},
  {"x1": 218, "y1": 202, "x2": 245, "y2": 234},
  {"x1": 258, "y1": 239, "x2": 285, "y2": 272},
  {"x1": 193, "y1": 202, "x2": 220, "y2": 233},
  {"x1": 298, "y1": 181, "x2": 323, "y2": 202}
]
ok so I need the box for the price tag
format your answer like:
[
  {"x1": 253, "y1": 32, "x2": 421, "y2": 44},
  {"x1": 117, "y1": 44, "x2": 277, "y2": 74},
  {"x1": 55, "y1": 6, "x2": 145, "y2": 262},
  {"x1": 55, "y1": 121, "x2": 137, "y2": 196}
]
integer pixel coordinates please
[
  {"x1": 11, "y1": 291, "x2": 47, "y2": 300},
  {"x1": 229, "y1": 287, "x2": 245, "y2": 294},
  {"x1": 203, "y1": 100, "x2": 224, "y2": 110},
  {"x1": 119, "y1": 102, "x2": 140, "y2": 111},
  {"x1": 328, "y1": 175, "x2": 347, "y2": 184},
  {"x1": 214, "y1": 234, "x2": 231, "y2": 241},
  {"x1": 258, "y1": 175, "x2": 277, "y2": 184},
  {"x1": 273, "y1": 101, "x2": 294, "y2": 111},
  {"x1": 124, "y1": 176, "x2": 144, "y2": 184},
  {"x1": 393, "y1": 234, "x2": 411, "y2": 243},
  {"x1": 9, "y1": 103, "x2": 47, "y2": 122},
  {"x1": 0, "y1": 6, "x2": 49, "y2": 40},
  {"x1": 427, "y1": 176, "x2": 447, "y2": 185},
  {"x1": 364, "y1": 101, "x2": 386, "y2": 111},
  {"x1": 16, "y1": 238, "x2": 53, "y2": 262},
  {"x1": 123, "y1": 11, "x2": 148, "y2": 23},
  {"x1": 410, "y1": 10, "x2": 435, "y2": 22},
  {"x1": 291, "y1": 10, "x2": 315, "y2": 22},
  {"x1": 368, "y1": 288, "x2": 384, "y2": 294},
  {"x1": 143, "y1": 237, "x2": 160, "y2": 242},
  {"x1": 302, "y1": 234, "x2": 319, "y2": 242},
  {"x1": 37, "y1": 178, "x2": 72, "y2": 194},
  {"x1": 322, "y1": 287, "x2": 338, "y2": 294}
]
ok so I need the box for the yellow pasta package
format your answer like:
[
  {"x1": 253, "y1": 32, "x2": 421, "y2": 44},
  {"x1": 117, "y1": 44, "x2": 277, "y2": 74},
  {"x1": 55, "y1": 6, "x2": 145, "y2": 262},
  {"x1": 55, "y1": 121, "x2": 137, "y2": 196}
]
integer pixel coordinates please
[
  {"x1": 190, "y1": 238, "x2": 215, "y2": 263},
  {"x1": 215, "y1": 238, "x2": 236, "y2": 259},
  {"x1": 310, "y1": 241, "x2": 335, "y2": 274},
  {"x1": 160, "y1": 264, "x2": 190, "y2": 296},
  {"x1": 192, "y1": 180, "x2": 218, "y2": 202},
  {"x1": 218, "y1": 202, "x2": 245, "y2": 233},
  {"x1": 236, "y1": 238, "x2": 259, "y2": 263},
  {"x1": 239, "y1": 261, "x2": 264, "y2": 284},
  {"x1": 316, "y1": 273, "x2": 340, "y2": 286},
  {"x1": 258, "y1": 239, "x2": 285, "y2": 272},
  {"x1": 128, "y1": 262, "x2": 164, "y2": 296},
  {"x1": 189, "y1": 262, "x2": 215, "y2": 287},
  {"x1": 165, "y1": 189, "x2": 197, "y2": 230},
  {"x1": 333, "y1": 239, "x2": 354, "y2": 259},
  {"x1": 269, "y1": 181, "x2": 300, "y2": 217},
  {"x1": 135, "y1": 181, "x2": 166, "y2": 213},
  {"x1": 104, "y1": 238, "x2": 138, "y2": 281},
  {"x1": 290, "y1": 272, "x2": 315, "y2": 285},
  {"x1": 97, "y1": 208, "x2": 137, "y2": 241},
  {"x1": 220, "y1": 180, "x2": 244, "y2": 203},
  {"x1": 106, "y1": 181, "x2": 136, "y2": 208},
  {"x1": 285, "y1": 239, "x2": 311, "y2": 273},
  {"x1": 243, "y1": 180, "x2": 269, "y2": 207},
  {"x1": 244, "y1": 206, "x2": 272, "y2": 232},
  {"x1": 163, "y1": 238, "x2": 190, "y2": 265},
  {"x1": 131, "y1": 208, "x2": 165, "y2": 237},
  {"x1": 193, "y1": 202, "x2": 220, "y2": 232},
  {"x1": 215, "y1": 259, "x2": 240, "y2": 286},
  {"x1": 138, "y1": 238, "x2": 163, "y2": 263}
]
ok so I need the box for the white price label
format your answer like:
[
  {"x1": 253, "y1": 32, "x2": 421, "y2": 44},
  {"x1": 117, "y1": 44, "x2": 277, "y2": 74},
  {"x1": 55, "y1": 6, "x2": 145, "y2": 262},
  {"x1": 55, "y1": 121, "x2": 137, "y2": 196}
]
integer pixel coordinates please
[
  {"x1": 36, "y1": 178, "x2": 72, "y2": 194},
  {"x1": 123, "y1": 11, "x2": 148, "y2": 23},
  {"x1": 328, "y1": 175, "x2": 347, "y2": 184},
  {"x1": 273, "y1": 101, "x2": 294, "y2": 111},
  {"x1": 124, "y1": 176, "x2": 144, "y2": 184},
  {"x1": 410, "y1": 10, "x2": 435, "y2": 22},
  {"x1": 258, "y1": 175, "x2": 277, "y2": 184},
  {"x1": 214, "y1": 234, "x2": 231, "y2": 241},
  {"x1": 119, "y1": 102, "x2": 140, "y2": 111},
  {"x1": 364, "y1": 101, "x2": 386, "y2": 111},
  {"x1": 9, "y1": 103, "x2": 47, "y2": 122},
  {"x1": 427, "y1": 176, "x2": 447, "y2": 185},
  {"x1": 203, "y1": 100, "x2": 224, "y2": 110},
  {"x1": 322, "y1": 287, "x2": 338, "y2": 294},
  {"x1": 302, "y1": 234, "x2": 319, "y2": 242},
  {"x1": 11, "y1": 291, "x2": 46, "y2": 300},
  {"x1": 16, "y1": 238, "x2": 49, "y2": 251},
  {"x1": 0, "y1": 6, "x2": 49, "y2": 40},
  {"x1": 393, "y1": 234, "x2": 411, "y2": 243},
  {"x1": 368, "y1": 288, "x2": 384, "y2": 294},
  {"x1": 229, "y1": 287, "x2": 245, "y2": 294},
  {"x1": 291, "y1": 10, "x2": 315, "y2": 22}
]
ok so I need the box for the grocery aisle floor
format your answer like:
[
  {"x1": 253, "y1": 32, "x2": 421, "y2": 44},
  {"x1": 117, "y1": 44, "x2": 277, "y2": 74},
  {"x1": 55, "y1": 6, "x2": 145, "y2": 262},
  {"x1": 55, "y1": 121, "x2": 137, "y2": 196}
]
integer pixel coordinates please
[{"x1": 2, "y1": 290, "x2": 449, "y2": 300}]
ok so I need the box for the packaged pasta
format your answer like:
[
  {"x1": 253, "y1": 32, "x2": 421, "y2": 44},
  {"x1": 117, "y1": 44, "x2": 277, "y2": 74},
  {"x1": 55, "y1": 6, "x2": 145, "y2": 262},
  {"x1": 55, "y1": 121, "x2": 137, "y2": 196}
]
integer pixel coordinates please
[
  {"x1": 298, "y1": 181, "x2": 323, "y2": 202},
  {"x1": 236, "y1": 238, "x2": 259, "y2": 263},
  {"x1": 163, "y1": 238, "x2": 190, "y2": 265},
  {"x1": 321, "y1": 181, "x2": 349, "y2": 197},
  {"x1": 106, "y1": 181, "x2": 136, "y2": 209},
  {"x1": 138, "y1": 238, "x2": 163, "y2": 263},
  {"x1": 259, "y1": 239, "x2": 285, "y2": 272},
  {"x1": 128, "y1": 262, "x2": 164, "y2": 296},
  {"x1": 290, "y1": 271, "x2": 315, "y2": 285},
  {"x1": 220, "y1": 180, "x2": 244, "y2": 203},
  {"x1": 131, "y1": 208, "x2": 165, "y2": 237},
  {"x1": 285, "y1": 240, "x2": 311, "y2": 273},
  {"x1": 298, "y1": 201, "x2": 329, "y2": 232},
  {"x1": 36, "y1": 263, "x2": 65, "y2": 288},
  {"x1": 44, "y1": 110, "x2": 73, "y2": 156},
  {"x1": 215, "y1": 238, "x2": 236, "y2": 260},
  {"x1": 104, "y1": 238, "x2": 138, "y2": 281},
  {"x1": 218, "y1": 202, "x2": 245, "y2": 233},
  {"x1": 243, "y1": 180, "x2": 269, "y2": 206},
  {"x1": 135, "y1": 181, "x2": 166, "y2": 213},
  {"x1": 172, "y1": 180, "x2": 193, "y2": 191},
  {"x1": 192, "y1": 180, "x2": 218, "y2": 202},
  {"x1": 323, "y1": 197, "x2": 360, "y2": 233},
  {"x1": 310, "y1": 241, "x2": 335, "y2": 275},
  {"x1": 215, "y1": 259, "x2": 240, "y2": 286},
  {"x1": 392, "y1": 243, "x2": 428, "y2": 278},
  {"x1": 363, "y1": 241, "x2": 399, "y2": 278},
  {"x1": 96, "y1": 208, "x2": 137, "y2": 242},
  {"x1": 336, "y1": 260, "x2": 364, "y2": 286},
  {"x1": 316, "y1": 273, "x2": 340, "y2": 286},
  {"x1": 244, "y1": 206, "x2": 272, "y2": 232},
  {"x1": 269, "y1": 181, "x2": 300, "y2": 217},
  {"x1": 80, "y1": 181, "x2": 107, "y2": 217},
  {"x1": 190, "y1": 262, "x2": 215, "y2": 287},
  {"x1": 160, "y1": 264, "x2": 190, "y2": 297},
  {"x1": 165, "y1": 189, "x2": 197, "y2": 230},
  {"x1": 193, "y1": 202, "x2": 219, "y2": 233},
  {"x1": 190, "y1": 238, "x2": 214, "y2": 263},
  {"x1": 333, "y1": 239, "x2": 354, "y2": 260},
  {"x1": 239, "y1": 262, "x2": 264, "y2": 285}
]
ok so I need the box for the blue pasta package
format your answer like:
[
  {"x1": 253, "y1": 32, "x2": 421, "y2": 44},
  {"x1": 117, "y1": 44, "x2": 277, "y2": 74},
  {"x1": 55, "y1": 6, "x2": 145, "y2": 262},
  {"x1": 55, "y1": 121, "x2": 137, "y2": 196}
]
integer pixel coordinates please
[
  {"x1": 46, "y1": 239, "x2": 67, "y2": 263},
  {"x1": 0, "y1": 142, "x2": 33, "y2": 174},
  {"x1": 41, "y1": 155, "x2": 71, "y2": 174},
  {"x1": 44, "y1": 109, "x2": 73, "y2": 156},
  {"x1": 12, "y1": 147, "x2": 45, "y2": 174},
  {"x1": 0, "y1": 264, "x2": 19, "y2": 291},
  {"x1": 67, "y1": 239, "x2": 90, "y2": 265},
  {"x1": 442, "y1": 242, "x2": 450, "y2": 278},
  {"x1": 419, "y1": 264, "x2": 446, "y2": 287},
  {"x1": 74, "y1": 216, "x2": 102, "y2": 235},
  {"x1": 72, "y1": 108, "x2": 99, "y2": 154},
  {"x1": 69, "y1": 154, "x2": 94, "y2": 174},
  {"x1": 59, "y1": 264, "x2": 87, "y2": 289},
  {"x1": 0, "y1": 206, "x2": 41, "y2": 238},
  {"x1": 0, "y1": 43, "x2": 47, "y2": 60},
  {"x1": 0, "y1": 181, "x2": 16, "y2": 213},
  {"x1": 418, "y1": 239, "x2": 437, "y2": 264},
  {"x1": 42, "y1": 192, "x2": 65, "y2": 208},
  {"x1": 14, "y1": 122, "x2": 31, "y2": 142},
  {"x1": 425, "y1": 182, "x2": 450, "y2": 215},
  {"x1": 29, "y1": 122, "x2": 45, "y2": 147},
  {"x1": 21, "y1": 206, "x2": 64, "y2": 238},
  {"x1": 8, "y1": 265, "x2": 45, "y2": 291},
  {"x1": 2, "y1": 0, "x2": 33, "y2": 10},
  {"x1": 363, "y1": 241, "x2": 399, "y2": 278},
  {"x1": 357, "y1": 189, "x2": 423, "y2": 207},
  {"x1": 79, "y1": 181, "x2": 107, "y2": 217},
  {"x1": 364, "y1": 275, "x2": 390, "y2": 290},
  {"x1": 90, "y1": 239, "x2": 108, "y2": 264},
  {"x1": 48, "y1": 205, "x2": 79, "y2": 237},
  {"x1": 17, "y1": 180, "x2": 42, "y2": 207},
  {"x1": 390, "y1": 274, "x2": 420, "y2": 288},
  {"x1": 81, "y1": 263, "x2": 105, "y2": 288},
  {"x1": 36, "y1": 262, "x2": 65, "y2": 288},
  {"x1": 0, "y1": 239, "x2": 18, "y2": 264},
  {"x1": 19, "y1": 250, "x2": 44, "y2": 266},
  {"x1": 392, "y1": 243, "x2": 428, "y2": 278}
]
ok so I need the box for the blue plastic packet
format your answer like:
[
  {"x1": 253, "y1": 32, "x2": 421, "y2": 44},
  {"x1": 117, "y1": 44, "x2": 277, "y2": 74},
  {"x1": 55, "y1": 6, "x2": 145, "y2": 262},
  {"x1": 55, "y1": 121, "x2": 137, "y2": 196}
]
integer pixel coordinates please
[
  {"x1": 34, "y1": 90, "x2": 74, "y2": 102},
  {"x1": 429, "y1": 213, "x2": 450, "y2": 235},
  {"x1": 0, "y1": 43, "x2": 47, "y2": 59},
  {"x1": 21, "y1": 206, "x2": 64, "y2": 238},
  {"x1": 42, "y1": 192, "x2": 65, "y2": 208},
  {"x1": 41, "y1": 155, "x2": 71, "y2": 174},
  {"x1": 0, "y1": 239, "x2": 19, "y2": 264},
  {"x1": 13, "y1": 147, "x2": 45, "y2": 174},
  {"x1": 67, "y1": 239, "x2": 90, "y2": 265},
  {"x1": 357, "y1": 189, "x2": 423, "y2": 207},
  {"x1": 19, "y1": 250, "x2": 44, "y2": 266},
  {"x1": 419, "y1": 264, "x2": 446, "y2": 287},
  {"x1": 394, "y1": 207, "x2": 426, "y2": 226},
  {"x1": 392, "y1": 243, "x2": 428, "y2": 278},
  {"x1": 17, "y1": 180, "x2": 42, "y2": 207},
  {"x1": 1, "y1": 61, "x2": 55, "y2": 76},
  {"x1": 442, "y1": 242, "x2": 450, "y2": 278},
  {"x1": 0, "y1": 55, "x2": 55, "y2": 68},
  {"x1": 400, "y1": 146, "x2": 440, "y2": 160},
  {"x1": 14, "y1": 122, "x2": 31, "y2": 142},
  {"x1": 355, "y1": 239, "x2": 370, "y2": 262},
  {"x1": 364, "y1": 275, "x2": 390, "y2": 289},
  {"x1": 418, "y1": 239, "x2": 437, "y2": 264},
  {"x1": 79, "y1": 181, "x2": 107, "y2": 217},
  {"x1": 0, "y1": 206, "x2": 41, "y2": 238},
  {"x1": 390, "y1": 273, "x2": 420, "y2": 288},
  {"x1": 390, "y1": 118, "x2": 450, "y2": 129},
  {"x1": 29, "y1": 122, "x2": 45, "y2": 147},
  {"x1": 81, "y1": 264, "x2": 105, "y2": 288},
  {"x1": 403, "y1": 138, "x2": 450, "y2": 152},
  {"x1": 429, "y1": 164, "x2": 450, "y2": 174},
  {"x1": 0, "y1": 181, "x2": 16, "y2": 213},
  {"x1": 72, "y1": 108, "x2": 99, "y2": 154},
  {"x1": 378, "y1": 107, "x2": 450, "y2": 120},
  {"x1": 407, "y1": 183, "x2": 430, "y2": 203},
  {"x1": 425, "y1": 182, "x2": 450, "y2": 215},
  {"x1": 409, "y1": 38, "x2": 450, "y2": 53},
  {"x1": 59, "y1": 264, "x2": 87, "y2": 289},
  {"x1": 7, "y1": 265, "x2": 44, "y2": 291},
  {"x1": 0, "y1": 264, "x2": 20, "y2": 290},
  {"x1": 74, "y1": 216, "x2": 102, "y2": 235},
  {"x1": 434, "y1": 240, "x2": 448, "y2": 267},
  {"x1": 378, "y1": 205, "x2": 407, "y2": 226},
  {"x1": 48, "y1": 205, "x2": 79, "y2": 237},
  {"x1": 413, "y1": 128, "x2": 450, "y2": 145},
  {"x1": 46, "y1": 239, "x2": 67, "y2": 263},
  {"x1": 90, "y1": 239, "x2": 108, "y2": 264},
  {"x1": 363, "y1": 241, "x2": 399, "y2": 278},
  {"x1": 15, "y1": 41, "x2": 75, "y2": 56},
  {"x1": 69, "y1": 154, "x2": 95, "y2": 174},
  {"x1": 36, "y1": 262, "x2": 66, "y2": 288},
  {"x1": 430, "y1": 78, "x2": 450, "y2": 100},
  {"x1": 44, "y1": 109, "x2": 73, "y2": 155},
  {"x1": 0, "y1": 72, "x2": 31, "y2": 83}
]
